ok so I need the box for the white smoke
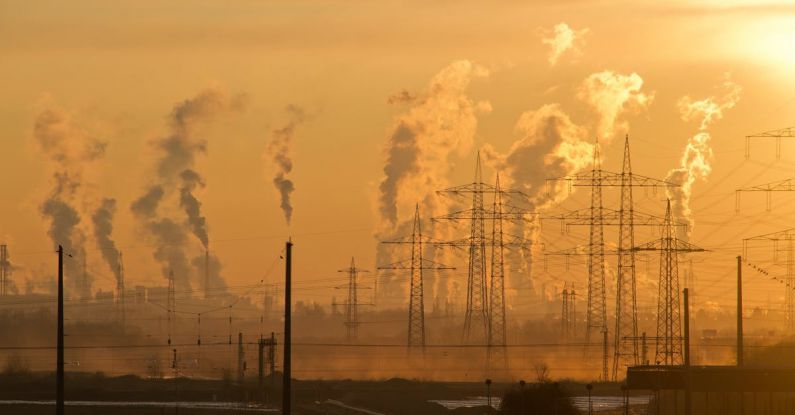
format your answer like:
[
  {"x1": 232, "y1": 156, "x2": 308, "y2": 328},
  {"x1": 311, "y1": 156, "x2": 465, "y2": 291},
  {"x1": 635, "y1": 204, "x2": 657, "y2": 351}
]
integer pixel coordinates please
[
  {"x1": 578, "y1": 71, "x2": 654, "y2": 141},
  {"x1": 482, "y1": 104, "x2": 592, "y2": 304},
  {"x1": 376, "y1": 60, "x2": 491, "y2": 307},
  {"x1": 541, "y1": 23, "x2": 589, "y2": 66},
  {"x1": 666, "y1": 76, "x2": 742, "y2": 238}
]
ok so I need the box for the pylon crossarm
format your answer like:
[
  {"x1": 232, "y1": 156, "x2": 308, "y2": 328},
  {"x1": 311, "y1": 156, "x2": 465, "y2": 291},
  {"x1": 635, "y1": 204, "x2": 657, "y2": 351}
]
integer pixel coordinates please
[
  {"x1": 747, "y1": 126, "x2": 795, "y2": 139},
  {"x1": 380, "y1": 235, "x2": 447, "y2": 245},
  {"x1": 632, "y1": 238, "x2": 708, "y2": 253},
  {"x1": 377, "y1": 259, "x2": 455, "y2": 270},
  {"x1": 547, "y1": 170, "x2": 679, "y2": 188},
  {"x1": 737, "y1": 178, "x2": 795, "y2": 193},
  {"x1": 743, "y1": 228, "x2": 795, "y2": 242},
  {"x1": 545, "y1": 245, "x2": 620, "y2": 256}
]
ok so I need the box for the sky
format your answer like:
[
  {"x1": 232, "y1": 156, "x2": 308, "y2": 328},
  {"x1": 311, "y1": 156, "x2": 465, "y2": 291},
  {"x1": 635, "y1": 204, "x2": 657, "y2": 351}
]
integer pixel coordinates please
[{"x1": 2, "y1": 0, "x2": 795, "y2": 318}]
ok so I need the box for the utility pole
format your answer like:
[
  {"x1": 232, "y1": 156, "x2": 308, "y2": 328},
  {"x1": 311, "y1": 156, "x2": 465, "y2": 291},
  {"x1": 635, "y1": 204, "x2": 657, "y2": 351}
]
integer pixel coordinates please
[
  {"x1": 283, "y1": 240, "x2": 292, "y2": 415},
  {"x1": 57, "y1": 245, "x2": 64, "y2": 415},
  {"x1": 633, "y1": 200, "x2": 705, "y2": 365},
  {"x1": 380, "y1": 205, "x2": 454, "y2": 352},
  {"x1": 684, "y1": 288, "x2": 692, "y2": 415},
  {"x1": 238, "y1": 332, "x2": 245, "y2": 383},
  {"x1": 737, "y1": 255, "x2": 743, "y2": 366}
]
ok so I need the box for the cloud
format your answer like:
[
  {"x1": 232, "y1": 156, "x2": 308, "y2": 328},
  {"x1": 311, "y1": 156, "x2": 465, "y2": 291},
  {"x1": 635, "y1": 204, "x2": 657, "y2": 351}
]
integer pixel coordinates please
[
  {"x1": 577, "y1": 71, "x2": 654, "y2": 141},
  {"x1": 540, "y1": 22, "x2": 589, "y2": 66}
]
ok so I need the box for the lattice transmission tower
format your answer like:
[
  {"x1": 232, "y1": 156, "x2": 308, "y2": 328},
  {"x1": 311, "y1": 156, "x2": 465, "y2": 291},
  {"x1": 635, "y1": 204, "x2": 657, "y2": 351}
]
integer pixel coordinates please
[
  {"x1": 546, "y1": 136, "x2": 678, "y2": 380},
  {"x1": 634, "y1": 200, "x2": 705, "y2": 365},
  {"x1": 0, "y1": 245, "x2": 10, "y2": 296},
  {"x1": 743, "y1": 229, "x2": 795, "y2": 332},
  {"x1": 167, "y1": 269, "x2": 176, "y2": 345},
  {"x1": 434, "y1": 155, "x2": 532, "y2": 345},
  {"x1": 117, "y1": 252, "x2": 126, "y2": 329},
  {"x1": 336, "y1": 257, "x2": 369, "y2": 342},
  {"x1": 380, "y1": 205, "x2": 454, "y2": 351},
  {"x1": 561, "y1": 283, "x2": 576, "y2": 340}
]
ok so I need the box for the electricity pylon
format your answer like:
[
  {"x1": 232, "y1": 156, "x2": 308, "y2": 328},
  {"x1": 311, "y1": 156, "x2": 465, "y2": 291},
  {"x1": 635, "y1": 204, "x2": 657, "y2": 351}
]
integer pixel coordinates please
[
  {"x1": 167, "y1": 269, "x2": 176, "y2": 345},
  {"x1": 546, "y1": 136, "x2": 679, "y2": 380},
  {"x1": 488, "y1": 174, "x2": 508, "y2": 370},
  {"x1": 434, "y1": 154, "x2": 532, "y2": 345},
  {"x1": 337, "y1": 257, "x2": 369, "y2": 343},
  {"x1": 380, "y1": 205, "x2": 454, "y2": 351},
  {"x1": 0, "y1": 245, "x2": 10, "y2": 296},
  {"x1": 633, "y1": 200, "x2": 705, "y2": 365},
  {"x1": 117, "y1": 252, "x2": 126, "y2": 329},
  {"x1": 561, "y1": 283, "x2": 577, "y2": 340},
  {"x1": 736, "y1": 177, "x2": 795, "y2": 212},
  {"x1": 743, "y1": 229, "x2": 795, "y2": 332},
  {"x1": 745, "y1": 126, "x2": 795, "y2": 160}
]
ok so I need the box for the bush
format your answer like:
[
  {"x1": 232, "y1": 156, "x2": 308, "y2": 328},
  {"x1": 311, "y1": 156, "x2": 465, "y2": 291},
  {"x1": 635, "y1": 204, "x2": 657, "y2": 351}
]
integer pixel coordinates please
[
  {"x1": 3, "y1": 353, "x2": 31, "y2": 376},
  {"x1": 499, "y1": 382, "x2": 578, "y2": 415}
]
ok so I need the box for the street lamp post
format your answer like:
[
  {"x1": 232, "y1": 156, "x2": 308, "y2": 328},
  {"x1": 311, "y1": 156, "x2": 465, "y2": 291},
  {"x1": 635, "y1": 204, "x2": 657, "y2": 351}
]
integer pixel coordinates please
[
  {"x1": 586, "y1": 383, "x2": 593, "y2": 415},
  {"x1": 485, "y1": 378, "x2": 493, "y2": 409}
]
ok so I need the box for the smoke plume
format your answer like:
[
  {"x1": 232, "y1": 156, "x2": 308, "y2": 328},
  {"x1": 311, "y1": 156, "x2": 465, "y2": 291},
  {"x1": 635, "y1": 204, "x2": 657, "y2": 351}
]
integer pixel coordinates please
[
  {"x1": 179, "y1": 169, "x2": 208, "y2": 248},
  {"x1": 375, "y1": 60, "x2": 491, "y2": 307},
  {"x1": 34, "y1": 103, "x2": 107, "y2": 297},
  {"x1": 92, "y1": 198, "x2": 121, "y2": 281},
  {"x1": 482, "y1": 104, "x2": 592, "y2": 297},
  {"x1": 131, "y1": 88, "x2": 245, "y2": 291},
  {"x1": 666, "y1": 76, "x2": 741, "y2": 237},
  {"x1": 541, "y1": 23, "x2": 588, "y2": 66},
  {"x1": 378, "y1": 60, "x2": 491, "y2": 229},
  {"x1": 578, "y1": 71, "x2": 654, "y2": 141},
  {"x1": 266, "y1": 105, "x2": 306, "y2": 225}
]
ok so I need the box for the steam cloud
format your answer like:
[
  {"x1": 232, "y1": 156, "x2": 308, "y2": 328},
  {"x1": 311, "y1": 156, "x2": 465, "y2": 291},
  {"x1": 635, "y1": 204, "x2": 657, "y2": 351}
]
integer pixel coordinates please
[
  {"x1": 131, "y1": 88, "x2": 244, "y2": 291},
  {"x1": 482, "y1": 104, "x2": 592, "y2": 298},
  {"x1": 92, "y1": 198, "x2": 121, "y2": 282},
  {"x1": 267, "y1": 105, "x2": 306, "y2": 225},
  {"x1": 541, "y1": 23, "x2": 588, "y2": 66},
  {"x1": 376, "y1": 60, "x2": 491, "y2": 307},
  {"x1": 34, "y1": 103, "x2": 107, "y2": 298},
  {"x1": 666, "y1": 76, "x2": 741, "y2": 237},
  {"x1": 578, "y1": 71, "x2": 654, "y2": 140}
]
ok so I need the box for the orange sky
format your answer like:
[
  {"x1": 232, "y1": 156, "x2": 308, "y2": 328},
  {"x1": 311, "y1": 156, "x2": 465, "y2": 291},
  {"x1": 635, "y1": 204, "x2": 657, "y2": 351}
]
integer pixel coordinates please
[{"x1": 2, "y1": 0, "x2": 795, "y2": 317}]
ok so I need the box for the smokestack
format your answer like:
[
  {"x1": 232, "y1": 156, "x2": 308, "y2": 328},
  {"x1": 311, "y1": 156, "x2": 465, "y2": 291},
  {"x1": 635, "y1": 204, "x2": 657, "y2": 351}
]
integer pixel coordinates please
[{"x1": 204, "y1": 247, "x2": 209, "y2": 300}]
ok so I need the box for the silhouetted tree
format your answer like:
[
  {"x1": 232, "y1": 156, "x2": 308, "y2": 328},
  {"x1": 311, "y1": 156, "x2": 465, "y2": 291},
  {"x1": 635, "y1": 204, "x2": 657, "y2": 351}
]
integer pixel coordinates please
[{"x1": 499, "y1": 382, "x2": 577, "y2": 415}]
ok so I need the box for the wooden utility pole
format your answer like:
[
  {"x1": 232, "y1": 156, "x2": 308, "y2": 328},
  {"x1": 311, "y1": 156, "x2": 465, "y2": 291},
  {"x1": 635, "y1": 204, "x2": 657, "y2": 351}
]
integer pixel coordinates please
[{"x1": 57, "y1": 245, "x2": 65, "y2": 415}]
